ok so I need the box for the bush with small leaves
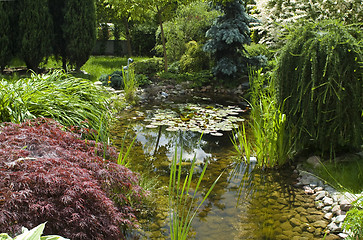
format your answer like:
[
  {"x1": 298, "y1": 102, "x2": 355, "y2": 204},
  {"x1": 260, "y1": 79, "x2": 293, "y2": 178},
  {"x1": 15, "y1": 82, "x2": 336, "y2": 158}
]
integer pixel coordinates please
[{"x1": 0, "y1": 118, "x2": 146, "y2": 240}]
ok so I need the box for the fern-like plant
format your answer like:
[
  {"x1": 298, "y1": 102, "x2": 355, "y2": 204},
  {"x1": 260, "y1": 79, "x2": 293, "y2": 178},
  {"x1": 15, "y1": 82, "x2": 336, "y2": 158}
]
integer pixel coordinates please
[{"x1": 275, "y1": 20, "x2": 363, "y2": 156}]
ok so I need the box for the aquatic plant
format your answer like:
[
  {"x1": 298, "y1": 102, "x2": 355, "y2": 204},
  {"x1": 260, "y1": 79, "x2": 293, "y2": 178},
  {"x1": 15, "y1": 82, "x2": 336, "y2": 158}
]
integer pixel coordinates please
[
  {"x1": 0, "y1": 70, "x2": 111, "y2": 142},
  {"x1": 240, "y1": 69, "x2": 294, "y2": 168},
  {"x1": 169, "y1": 143, "x2": 221, "y2": 240},
  {"x1": 230, "y1": 122, "x2": 251, "y2": 164},
  {"x1": 275, "y1": 20, "x2": 363, "y2": 156},
  {"x1": 0, "y1": 222, "x2": 68, "y2": 240},
  {"x1": 0, "y1": 118, "x2": 145, "y2": 239},
  {"x1": 122, "y1": 67, "x2": 139, "y2": 104},
  {"x1": 144, "y1": 104, "x2": 246, "y2": 136}
]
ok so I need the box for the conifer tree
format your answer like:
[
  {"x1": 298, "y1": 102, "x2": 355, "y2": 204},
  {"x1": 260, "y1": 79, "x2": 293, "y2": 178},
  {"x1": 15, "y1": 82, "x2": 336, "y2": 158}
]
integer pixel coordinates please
[
  {"x1": 0, "y1": 2, "x2": 12, "y2": 71},
  {"x1": 18, "y1": 0, "x2": 53, "y2": 71},
  {"x1": 62, "y1": 0, "x2": 96, "y2": 70},
  {"x1": 203, "y1": 0, "x2": 258, "y2": 80}
]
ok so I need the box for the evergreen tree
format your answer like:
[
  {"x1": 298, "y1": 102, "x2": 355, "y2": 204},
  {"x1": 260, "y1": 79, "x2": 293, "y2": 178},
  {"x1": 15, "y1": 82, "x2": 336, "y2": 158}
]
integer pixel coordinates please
[
  {"x1": 0, "y1": 2, "x2": 12, "y2": 71},
  {"x1": 48, "y1": 0, "x2": 66, "y2": 69},
  {"x1": 203, "y1": 0, "x2": 257, "y2": 80},
  {"x1": 62, "y1": 0, "x2": 96, "y2": 70},
  {"x1": 18, "y1": 0, "x2": 53, "y2": 71}
]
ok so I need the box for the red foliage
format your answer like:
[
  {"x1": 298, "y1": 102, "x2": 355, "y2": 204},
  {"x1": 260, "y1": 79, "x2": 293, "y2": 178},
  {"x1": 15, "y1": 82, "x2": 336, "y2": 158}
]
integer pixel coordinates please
[{"x1": 0, "y1": 118, "x2": 145, "y2": 240}]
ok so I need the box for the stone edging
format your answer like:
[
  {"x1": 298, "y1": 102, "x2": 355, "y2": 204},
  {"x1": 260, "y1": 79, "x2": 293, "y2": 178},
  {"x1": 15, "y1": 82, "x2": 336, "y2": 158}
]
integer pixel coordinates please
[{"x1": 295, "y1": 163, "x2": 362, "y2": 239}]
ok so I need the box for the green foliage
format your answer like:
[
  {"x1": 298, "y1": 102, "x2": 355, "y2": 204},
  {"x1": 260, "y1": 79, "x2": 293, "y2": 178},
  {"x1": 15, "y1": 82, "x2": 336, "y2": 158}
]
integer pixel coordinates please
[
  {"x1": 342, "y1": 197, "x2": 363, "y2": 239},
  {"x1": 156, "y1": 1, "x2": 221, "y2": 63},
  {"x1": 63, "y1": 0, "x2": 97, "y2": 70},
  {"x1": 0, "y1": 3, "x2": 12, "y2": 70},
  {"x1": 158, "y1": 70, "x2": 214, "y2": 87},
  {"x1": 252, "y1": 0, "x2": 363, "y2": 48},
  {"x1": 275, "y1": 20, "x2": 363, "y2": 156},
  {"x1": 180, "y1": 41, "x2": 210, "y2": 73},
  {"x1": 0, "y1": 222, "x2": 68, "y2": 240},
  {"x1": 133, "y1": 57, "x2": 164, "y2": 75},
  {"x1": 230, "y1": 122, "x2": 251, "y2": 164},
  {"x1": 246, "y1": 69, "x2": 294, "y2": 168},
  {"x1": 0, "y1": 70, "x2": 111, "y2": 142},
  {"x1": 100, "y1": 70, "x2": 124, "y2": 89},
  {"x1": 18, "y1": 0, "x2": 53, "y2": 70},
  {"x1": 122, "y1": 67, "x2": 139, "y2": 104},
  {"x1": 203, "y1": 0, "x2": 258, "y2": 80}
]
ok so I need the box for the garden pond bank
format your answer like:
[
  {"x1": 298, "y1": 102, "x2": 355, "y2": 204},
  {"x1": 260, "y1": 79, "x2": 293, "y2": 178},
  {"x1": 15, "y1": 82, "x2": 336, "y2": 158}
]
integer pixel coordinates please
[{"x1": 105, "y1": 82, "x2": 361, "y2": 239}]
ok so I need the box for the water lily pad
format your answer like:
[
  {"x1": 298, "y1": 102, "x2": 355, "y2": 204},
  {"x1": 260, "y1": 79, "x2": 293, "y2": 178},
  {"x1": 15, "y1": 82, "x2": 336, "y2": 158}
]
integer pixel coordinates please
[
  {"x1": 145, "y1": 124, "x2": 159, "y2": 129},
  {"x1": 210, "y1": 132, "x2": 223, "y2": 137}
]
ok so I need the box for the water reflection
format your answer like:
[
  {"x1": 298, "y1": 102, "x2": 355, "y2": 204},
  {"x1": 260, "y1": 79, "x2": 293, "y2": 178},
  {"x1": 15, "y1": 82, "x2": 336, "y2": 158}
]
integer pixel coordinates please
[{"x1": 112, "y1": 105, "x2": 321, "y2": 240}]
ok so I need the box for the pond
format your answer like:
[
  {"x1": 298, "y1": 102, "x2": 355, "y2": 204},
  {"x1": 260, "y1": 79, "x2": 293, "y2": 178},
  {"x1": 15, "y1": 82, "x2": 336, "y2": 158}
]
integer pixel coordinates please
[{"x1": 111, "y1": 94, "x2": 327, "y2": 240}]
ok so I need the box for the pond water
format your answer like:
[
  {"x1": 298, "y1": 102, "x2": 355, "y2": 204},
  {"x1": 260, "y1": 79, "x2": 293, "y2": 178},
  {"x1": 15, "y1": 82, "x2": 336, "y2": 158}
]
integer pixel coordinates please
[{"x1": 111, "y1": 95, "x2": 327, "y2": 240}]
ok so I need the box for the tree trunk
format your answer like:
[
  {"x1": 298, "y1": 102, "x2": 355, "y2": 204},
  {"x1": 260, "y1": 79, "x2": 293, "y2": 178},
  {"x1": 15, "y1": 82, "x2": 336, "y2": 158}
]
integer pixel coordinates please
[
  {"x1": 124, "y1": 16, "x2": 132, "y2": 57},
  {"x1": 158, "y1": 11, "x2": 168, "y2": 72}
]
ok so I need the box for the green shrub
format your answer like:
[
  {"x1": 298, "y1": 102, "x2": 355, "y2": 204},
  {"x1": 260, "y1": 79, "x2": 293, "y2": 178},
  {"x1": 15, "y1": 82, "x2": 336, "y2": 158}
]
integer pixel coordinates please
[
  {"x1": 343, "y1": 196, "x2": 363, "y2": 239},
  {"x1": 132, "y1": 57, "x2": 164, "y2": 76},
  {"x1": 100, "y1": 70, "x2": 124, "y2": 90},
  {"x1": 180, "y1": 41, "x2": 210, "y2": 73},
  {"x1": 275, "y1": 20, "x2": 363, "y2": 155}
]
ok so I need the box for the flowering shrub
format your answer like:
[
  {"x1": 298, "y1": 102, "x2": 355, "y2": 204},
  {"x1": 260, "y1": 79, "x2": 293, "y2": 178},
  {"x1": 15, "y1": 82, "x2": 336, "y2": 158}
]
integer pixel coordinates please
[{"x1": 0, "y1": 118, "x2": 146, "y2": 240}]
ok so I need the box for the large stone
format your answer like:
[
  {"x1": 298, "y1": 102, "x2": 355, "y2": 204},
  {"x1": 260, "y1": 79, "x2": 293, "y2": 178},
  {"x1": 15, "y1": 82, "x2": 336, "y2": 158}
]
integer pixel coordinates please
[
  {"x1": 307, "y1": 156, "x2": 321, "y2": 168},
  {"x1": 290, "y1": 218, "x2": 301, "y2": 227},
  {"x1": 313, "y1": 220, "x2": 328, "y2": 228},
  {"x1": 327, "y1": 222, "x2": 341, "y2": 233},
  {"x1": 323, "y1": 206, "x2": 332, "y2": 213},
  {"x1": 324, "y1": 212, "x2": 333, "y2": 220},
  {"x1": 315, "y1": 191, "x2": 326, "y2": 201},
  {"x1": 307, "y1": 214, "x2": 323, "y2": 223},
  {"x1": 332, "y1": 205, "x2": 341, "y2": 215},
  {"x1": 334, "y1": 215, "x2": 346, "y2": 223},
  {"x1": 323, "y1": 196, "x2": 334, "y2": 206},
  {"x1": 324, "y1": 234, "x2": 341, "y2": 240}
]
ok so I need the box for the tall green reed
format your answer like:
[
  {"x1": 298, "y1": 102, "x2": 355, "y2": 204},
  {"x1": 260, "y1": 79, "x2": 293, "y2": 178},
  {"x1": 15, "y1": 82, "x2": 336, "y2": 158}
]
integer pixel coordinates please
[
  {"x1": 169, "y1": 142, "x2": 222, "y2": 240},
  {"x1": 232, "y1": 69, "x2": 294, "y2": 168},
  {"x1": 122, "y1": 67, "x2": 138, "y2": 104}
]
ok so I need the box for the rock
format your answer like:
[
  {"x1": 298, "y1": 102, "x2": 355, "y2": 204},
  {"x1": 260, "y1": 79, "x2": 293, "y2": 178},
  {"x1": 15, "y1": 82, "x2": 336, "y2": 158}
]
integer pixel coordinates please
[
  {"x1": 315, "y1": 191, "x2": 326, "y2": 201},
  {"x1": 307, "y1": 214, "x2": 322, "y2": 223},
  {"x1": 313, "y1": 220, "x2": 328, "y2": 228},
  {"x1": 289, "y1": 218, "x2": 301, "y2": 227},
  {"x1": 323, "y1": 196, "x2": 334, "y2": 206},
  {"x1": 324, "y1": 234, "x2": 341, "y2": 240},
  {"x1": 315, "y1": 201, "x2": 325, "y2": 209},
  {"x1": 334, "y1": 215, "x2": 346, "y2": 223},
  {"x1": 338, "y1": 233, "x2": 349, "y2": 239},
  {"x1": 307, "y1": 156, "x2": 322, "y2": 168},
  {"x1": 314, "y1": 187, "x2": 324, "y2": 192},
  {"x1": 324, "y1": 212, "x2": 333, "y2": 220},
  {"x1": 332, "y1": 205, "x2": 341, "y2": 215},
  {"x1": 340, "y1": 201, "x2": 352, "y2": 212},
  {"x1": 327, "y1": 222, "x2": 341, "y2": 233},
  {"x1": 323, "y1": 206, "x2": 332, "y2": 213}
]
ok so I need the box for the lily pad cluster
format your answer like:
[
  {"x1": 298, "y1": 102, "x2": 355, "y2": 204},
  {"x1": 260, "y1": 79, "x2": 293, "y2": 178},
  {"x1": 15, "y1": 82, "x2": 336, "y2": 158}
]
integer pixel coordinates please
[{"x1": 144, "y1": 104, "x2": 247, "y2": 136}]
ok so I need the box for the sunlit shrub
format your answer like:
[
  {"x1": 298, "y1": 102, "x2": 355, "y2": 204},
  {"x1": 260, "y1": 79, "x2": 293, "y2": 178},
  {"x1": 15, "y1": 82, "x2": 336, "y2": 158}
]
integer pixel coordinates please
[
  {"x1": 180, "y1": 41, "x2": 210, "y2": 73},
  {"x1": 132, "y1": 57, "x2": 163, "y2": 76}
]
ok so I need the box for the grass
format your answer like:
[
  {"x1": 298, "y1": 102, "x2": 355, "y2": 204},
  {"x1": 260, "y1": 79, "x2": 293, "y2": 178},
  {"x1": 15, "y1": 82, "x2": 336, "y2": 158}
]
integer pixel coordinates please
[
  {"x1": 0, "y1": 70, "x2": 111, "y2": 142},
  {"x1": 313, "y1": 156, "x2": 363, "y2": 194},
  {"x1": 3, "y1": 56, "x2": 150, "y2": 81}
]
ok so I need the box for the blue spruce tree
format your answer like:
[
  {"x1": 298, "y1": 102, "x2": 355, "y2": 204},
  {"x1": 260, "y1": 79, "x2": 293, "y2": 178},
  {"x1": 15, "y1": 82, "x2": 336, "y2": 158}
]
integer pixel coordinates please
[{"x1": 204, "y1": 0, "x2": 259, "y2": 81}]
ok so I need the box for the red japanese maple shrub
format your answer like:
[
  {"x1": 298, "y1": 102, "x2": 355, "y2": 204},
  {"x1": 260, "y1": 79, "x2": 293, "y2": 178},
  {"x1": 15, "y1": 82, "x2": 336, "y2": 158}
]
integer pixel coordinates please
[{"x1": 0, "y1": 118, "x2": 146, "y2": 240}]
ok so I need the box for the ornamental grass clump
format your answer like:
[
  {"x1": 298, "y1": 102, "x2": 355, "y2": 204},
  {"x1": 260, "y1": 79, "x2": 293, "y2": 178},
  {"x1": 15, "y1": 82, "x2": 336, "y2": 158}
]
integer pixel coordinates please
[
  {"x1": 275, "y1": 20, "x2": 363, "y2": 155},
  {"x1": 0, "y1": 70, "x2": 111, "y2": 142},
  {"x1": 0, "y1": 118, "x2": 146, "y2": 240}
]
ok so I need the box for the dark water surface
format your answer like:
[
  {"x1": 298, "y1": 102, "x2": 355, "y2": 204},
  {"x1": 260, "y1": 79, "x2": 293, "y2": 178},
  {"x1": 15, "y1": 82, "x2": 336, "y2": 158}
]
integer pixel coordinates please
[{"x1": 111, "y1": 97, "x2": 325, "y2": 240}]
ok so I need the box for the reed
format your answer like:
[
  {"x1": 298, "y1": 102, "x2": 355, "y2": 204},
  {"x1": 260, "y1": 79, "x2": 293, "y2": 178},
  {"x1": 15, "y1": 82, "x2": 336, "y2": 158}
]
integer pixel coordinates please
[
  {"x1": 122, "y1": 67, "x2": 139, "y2": 104},
  {"x1": 169, "y1": 143, "x2": 221, "y2": 240}
]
